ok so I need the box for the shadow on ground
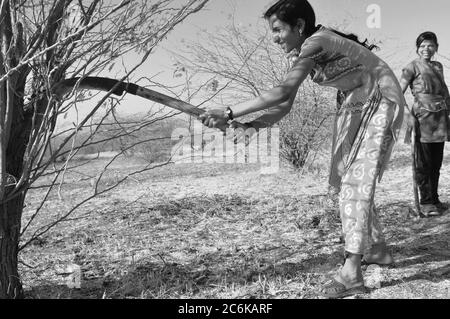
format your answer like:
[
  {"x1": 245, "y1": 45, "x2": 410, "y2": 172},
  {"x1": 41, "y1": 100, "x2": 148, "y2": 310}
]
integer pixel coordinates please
[
  {"x1": 24, "y1": 197, "x2": 450, "y2": 299},
  {"x1": 375, "y1": 201, "x2": 450, "y2": 292}
]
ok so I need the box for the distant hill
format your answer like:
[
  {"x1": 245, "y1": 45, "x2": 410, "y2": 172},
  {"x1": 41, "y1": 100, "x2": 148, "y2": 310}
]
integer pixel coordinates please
[{"x1": 49, "y1": 113, "x2": 190, "y2": 163}]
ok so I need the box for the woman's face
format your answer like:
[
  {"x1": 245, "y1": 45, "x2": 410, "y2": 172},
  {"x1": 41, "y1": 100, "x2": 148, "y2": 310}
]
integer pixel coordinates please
[
  {"x1": 268, "y1": 15, "x2": 303, "y2": 53},
  {"x1": 417, "y1": 40, "x2": 437, "y2": 61}
]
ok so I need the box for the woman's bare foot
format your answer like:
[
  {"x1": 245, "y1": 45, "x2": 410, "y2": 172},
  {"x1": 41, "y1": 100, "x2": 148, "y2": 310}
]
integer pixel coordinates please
[
  {"x1": 336, "y1": 253, "x2": 364, "y2": 287},
  {"x1": 363, "y1": 242, "x2": 394, "y2": 265},
  {"x1": 318, "y1": 253, "x2": 367, "y2": 298}
]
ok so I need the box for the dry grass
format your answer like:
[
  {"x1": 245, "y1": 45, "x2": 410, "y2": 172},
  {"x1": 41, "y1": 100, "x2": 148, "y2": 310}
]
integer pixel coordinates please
[{"x1": 18, "y1": 141, "x2": 450, "y2": 299}]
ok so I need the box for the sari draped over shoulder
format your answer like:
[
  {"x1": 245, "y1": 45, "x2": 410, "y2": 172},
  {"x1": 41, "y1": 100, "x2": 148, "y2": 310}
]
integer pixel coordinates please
[{"x1": 296, "y1": 27, "x2": 406, "y2": 189}]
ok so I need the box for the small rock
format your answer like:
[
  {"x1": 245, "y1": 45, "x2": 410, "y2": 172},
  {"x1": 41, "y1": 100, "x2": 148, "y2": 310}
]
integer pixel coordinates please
[
  {"x1": 364, "y1": 264, "x2": 383, "y2": 289},
  {"x1": 66, "y1": 263, "x2": 82, "y2": 289}
]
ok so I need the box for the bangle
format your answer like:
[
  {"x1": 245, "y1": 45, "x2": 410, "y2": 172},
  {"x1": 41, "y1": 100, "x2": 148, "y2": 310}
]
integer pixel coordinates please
[{"x1": 225, "y1": 107, "x2": 234, "y2": 121}]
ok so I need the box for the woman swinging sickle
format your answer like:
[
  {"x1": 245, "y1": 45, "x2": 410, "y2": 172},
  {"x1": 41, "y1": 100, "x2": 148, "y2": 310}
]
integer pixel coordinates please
[{"x1": 200, "y1": 0, "x2": 405, "y2": 298}]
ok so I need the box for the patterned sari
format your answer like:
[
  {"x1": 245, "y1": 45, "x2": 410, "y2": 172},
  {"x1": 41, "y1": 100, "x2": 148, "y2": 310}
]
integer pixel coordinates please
[{"x1": 297, "y1": 27, "x2": 406, "y2": 254}]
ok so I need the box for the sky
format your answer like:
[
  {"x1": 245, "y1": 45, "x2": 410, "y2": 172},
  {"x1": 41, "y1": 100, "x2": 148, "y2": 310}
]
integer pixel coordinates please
[
  {"x1": 57, "y1": 0, "x2": 450, "y2": 127},
  {"x1": 146, "y1": 0, "x2": 450, "y2": 75}
]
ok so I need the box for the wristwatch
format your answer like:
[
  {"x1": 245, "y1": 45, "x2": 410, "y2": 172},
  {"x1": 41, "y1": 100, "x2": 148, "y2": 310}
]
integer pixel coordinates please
[{"x1": 225, "y1": 107, "x2": 234, "y2": 121}]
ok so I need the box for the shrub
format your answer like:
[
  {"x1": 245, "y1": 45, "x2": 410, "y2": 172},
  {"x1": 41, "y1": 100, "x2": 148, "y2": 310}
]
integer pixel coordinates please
[{"x1": 279, "y1": 81, "x2": 336, "y2": 169}]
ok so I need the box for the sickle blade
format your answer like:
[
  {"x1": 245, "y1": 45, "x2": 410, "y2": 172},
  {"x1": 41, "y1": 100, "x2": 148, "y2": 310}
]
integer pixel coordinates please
[
  {"x1": 133, "y1": 86, "x2": 205, "y2": 117},
  {"x1": 58, "y1": 77, "x2": 205, "y2": 117},
  {"x1": 56, "y1": 77, "x2": 227, "y2": 131}
]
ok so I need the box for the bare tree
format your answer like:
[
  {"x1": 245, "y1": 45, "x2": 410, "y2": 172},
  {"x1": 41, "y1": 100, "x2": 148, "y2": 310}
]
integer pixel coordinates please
[
  {"x1": 0, "y1": 0, "x2": 209, "y2": 299},
  {"x1": 171, "y1": 17, "x2": 336, "y2": 168}
]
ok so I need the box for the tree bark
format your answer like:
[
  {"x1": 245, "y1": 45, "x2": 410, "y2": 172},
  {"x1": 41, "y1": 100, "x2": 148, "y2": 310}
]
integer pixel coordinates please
[
  {"x1": 0, "y1": 194, "x2": 25, "y2": 299},
  {"x1": 0, "y1": 79, "x2": 32, "y2": 299}
]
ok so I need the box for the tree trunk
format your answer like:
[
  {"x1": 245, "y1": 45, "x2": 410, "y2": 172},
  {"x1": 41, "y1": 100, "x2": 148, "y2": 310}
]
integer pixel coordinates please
[
  {"x1": 0, "y1": 82, "x2": 32, "y2": 299},
  {"x1": 0, "y1": 194, "x2": 25, "y2": 299}
]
